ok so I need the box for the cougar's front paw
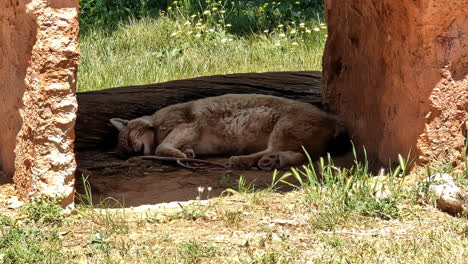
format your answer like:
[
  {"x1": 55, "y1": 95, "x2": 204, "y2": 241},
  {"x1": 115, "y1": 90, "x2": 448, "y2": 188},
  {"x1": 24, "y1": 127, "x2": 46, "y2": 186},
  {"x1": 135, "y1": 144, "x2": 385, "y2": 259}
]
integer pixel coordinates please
[
  {"x1": 182, "y1": 148, "x2": 196, "y2": 159},
  {"x1": 228, "y1": 156, "x2": 255, "y2": 170},
  {"x1": 258, "y1": 153, "x2": 281, "y2": 171}
]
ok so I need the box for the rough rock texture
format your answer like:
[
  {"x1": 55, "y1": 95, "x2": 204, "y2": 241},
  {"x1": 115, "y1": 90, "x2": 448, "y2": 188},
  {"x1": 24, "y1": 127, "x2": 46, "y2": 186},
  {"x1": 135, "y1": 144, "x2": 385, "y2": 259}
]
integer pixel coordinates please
[
  {"x1": 322, "y1": 0, "x2": 468, "y2": 167},
  {"x1": 0, "y1": 1, "x2": 36, "y2": 177},
  {"x1": 12, "y1": 0, "x2": 80, "y2": 206},
  {"x1": 423, "y1": 173, "x2": 467, "y2": 216}
]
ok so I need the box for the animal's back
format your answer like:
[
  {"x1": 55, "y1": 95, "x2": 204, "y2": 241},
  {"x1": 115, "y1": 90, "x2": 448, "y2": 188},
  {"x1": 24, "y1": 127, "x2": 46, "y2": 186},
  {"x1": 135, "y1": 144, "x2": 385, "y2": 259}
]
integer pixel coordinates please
[{"x1": 187, "y1": 94, "x2": 333, "y2": 155}]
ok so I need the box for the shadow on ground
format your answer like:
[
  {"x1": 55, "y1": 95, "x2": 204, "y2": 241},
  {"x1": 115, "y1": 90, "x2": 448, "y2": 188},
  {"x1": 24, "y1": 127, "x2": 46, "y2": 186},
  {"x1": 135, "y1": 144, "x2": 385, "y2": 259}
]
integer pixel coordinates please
[{"x1": 75, "y1": 150, "x2": 358, "y2": 208}]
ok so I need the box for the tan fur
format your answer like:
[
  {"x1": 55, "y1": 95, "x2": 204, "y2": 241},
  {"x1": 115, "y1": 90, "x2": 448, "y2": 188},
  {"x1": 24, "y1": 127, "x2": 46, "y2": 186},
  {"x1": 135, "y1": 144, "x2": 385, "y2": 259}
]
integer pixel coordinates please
[{"x1": 110, "y1": 94, "x2": 344, "y2": 170}]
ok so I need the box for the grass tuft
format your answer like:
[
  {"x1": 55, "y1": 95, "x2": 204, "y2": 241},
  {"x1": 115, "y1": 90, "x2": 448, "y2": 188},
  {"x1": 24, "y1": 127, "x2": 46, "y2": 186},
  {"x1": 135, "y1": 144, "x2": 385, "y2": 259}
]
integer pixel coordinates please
[
  {"x1": 279, "y1": 147, "x2": 406, "y2": 230},
  {"x1": 177, "y1": 240, "x2": 218, "y2": 264},
  {"x1": 0, "y1": 228, "x2": 65, "y2": 264},
  {"x1": 23, "y1": 198, "x2": 64, "y2": 225}
]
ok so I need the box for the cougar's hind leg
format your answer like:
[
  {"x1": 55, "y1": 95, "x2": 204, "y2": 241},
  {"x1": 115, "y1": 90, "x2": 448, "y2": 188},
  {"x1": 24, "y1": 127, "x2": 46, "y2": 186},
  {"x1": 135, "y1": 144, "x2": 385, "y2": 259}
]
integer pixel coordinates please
[
  {"x1": 228, "y1": 122, "x2": 296, "y2": 170},
  {"x1": 229, "y1": 117, "x2": 309, "y2": 170},
  {"x1": 255, "y1": 118, "x2": 308, "y2": 170}
]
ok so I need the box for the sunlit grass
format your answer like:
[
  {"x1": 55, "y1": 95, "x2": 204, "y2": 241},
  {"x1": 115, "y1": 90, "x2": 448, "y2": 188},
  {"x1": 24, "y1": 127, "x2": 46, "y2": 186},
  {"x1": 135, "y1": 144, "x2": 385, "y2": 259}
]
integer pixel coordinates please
[{"x1": 78, "y1": 2, "x2": 327, "y2": 92}]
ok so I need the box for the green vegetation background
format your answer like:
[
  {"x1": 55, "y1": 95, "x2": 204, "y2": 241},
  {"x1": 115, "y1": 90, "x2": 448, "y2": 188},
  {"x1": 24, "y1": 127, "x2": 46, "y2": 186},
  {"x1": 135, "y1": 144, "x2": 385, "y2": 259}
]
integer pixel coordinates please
[{"x1": 78, "y1": 0, "x2": 327, "y2": 91}]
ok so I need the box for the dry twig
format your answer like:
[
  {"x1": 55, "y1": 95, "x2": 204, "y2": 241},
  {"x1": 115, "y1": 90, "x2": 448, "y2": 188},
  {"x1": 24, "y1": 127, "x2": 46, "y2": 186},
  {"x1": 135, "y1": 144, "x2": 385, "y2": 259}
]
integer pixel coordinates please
[{"x1": 138, "y1": 155, "x2": 228, "y2": 170}]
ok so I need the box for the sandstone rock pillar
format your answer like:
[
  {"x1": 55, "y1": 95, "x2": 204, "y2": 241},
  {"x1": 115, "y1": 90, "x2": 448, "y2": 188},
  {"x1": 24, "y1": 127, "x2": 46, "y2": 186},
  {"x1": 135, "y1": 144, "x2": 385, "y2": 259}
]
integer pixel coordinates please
[
  {"x1": 11, "y1": 0, "x2": 80, "y2": 206},
  {"x1": 0, "y1": 1, "x2": 34, "y2": 177},
  {"x1": 323, "y1": 0, "x2": 468, "y2": 168}
]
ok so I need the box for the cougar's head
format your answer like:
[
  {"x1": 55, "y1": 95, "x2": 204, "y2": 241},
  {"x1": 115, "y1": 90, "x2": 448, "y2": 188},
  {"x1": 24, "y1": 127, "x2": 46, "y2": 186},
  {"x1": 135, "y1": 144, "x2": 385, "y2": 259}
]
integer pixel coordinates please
[{"x1": 110, "y1": 116, "x2": 155, "y2": 158}]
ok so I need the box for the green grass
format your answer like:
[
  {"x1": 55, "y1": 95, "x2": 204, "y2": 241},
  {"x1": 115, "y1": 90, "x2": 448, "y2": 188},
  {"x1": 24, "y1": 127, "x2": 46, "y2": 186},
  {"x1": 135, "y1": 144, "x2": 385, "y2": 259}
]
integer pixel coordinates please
[
  {"x1": 78, "y1": 0, "x2": 327, "y2": 92},
  {"x1": 276, "y1": 148, "x2": 406, "y2": 230},
  {"x1": 23, "y1": 198, "x2": 64, "y2": 225},
  {"x1": 0, "y1": 228, "x2": 65, "y2": 264},
  {"x1": 79, "y1": 0, "x2": 325, "y2": 34},
  {"x1": 177, "y1": 240, "x2": 218, "y2": 264},
  {"x1": 168, "y1": 203, "x2": 208, "y2": 221}
]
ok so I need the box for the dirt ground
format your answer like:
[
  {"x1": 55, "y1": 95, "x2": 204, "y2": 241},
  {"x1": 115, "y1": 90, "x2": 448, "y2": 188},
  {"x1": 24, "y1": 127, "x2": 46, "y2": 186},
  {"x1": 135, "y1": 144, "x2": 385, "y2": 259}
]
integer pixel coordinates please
[
  {"x1": 74, "y1": 150, "x2": 358, "y2": 207},
  {"x1": 1, "y1": 183, "x2": 465, "y2": 263},
  {"x1": 0, "y1": 148, "x2": 370, "y2": 209}
]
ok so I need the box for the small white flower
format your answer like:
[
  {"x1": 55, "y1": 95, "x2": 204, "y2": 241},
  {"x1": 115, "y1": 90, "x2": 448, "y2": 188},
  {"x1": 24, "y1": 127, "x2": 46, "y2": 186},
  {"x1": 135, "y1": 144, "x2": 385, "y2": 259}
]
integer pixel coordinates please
[
  {"x1": 306, "y1": 29, "x2": 311, "y2": 33},
  {"x1": 313, "y1": 27, "x2": 320, "y2": 32},
  {"x1": 221, "y1": 38, "x2": 228, "y2": 42},
  {"x1": 299, "y1": 23, "x2": 305, "y2": 28},
  {"x1": 203, "y1": 10, "x2": 211, "y2": 15},
  {"x1": 207, "y1": 186, "x2": 212, "y2": 192},
  {"x1": 292, "y1": 42, "x2": 298, "y2": 45},
  {"x1": 277, "y1": 24, "x2": 284, "y2": 28},
  {"x1": 220, "y1": 10, "x2": 226, "y2": 14},
  {"x1": 171, "y1": 32, "x2": 177, "y2": 36},
  {"x1": 195, "y1": 34, "x2": 202, "y2": 38},
  {"x1": 290, "y1": 30, "x2": 297, "y2": 34},
  {"x1": 263, "y1": 29, "x2": 269, "y2": 33},
  {"x1": 226, "y1": 24, "x2": 232, "y2": 27},
  {"x1": 208, "y1": 29, "x2": 215, "y2": 32},
  {"x1": 198, "y1": 186, "x2": 205, "y2": 192},
  {"x1": 279, "y1": 33, "x2": 286, "y2": 37}
]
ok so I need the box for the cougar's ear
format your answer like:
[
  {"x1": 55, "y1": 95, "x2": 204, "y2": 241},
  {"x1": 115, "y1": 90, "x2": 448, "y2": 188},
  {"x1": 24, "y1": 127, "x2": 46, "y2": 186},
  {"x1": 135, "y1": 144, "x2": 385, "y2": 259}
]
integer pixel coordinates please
[{"x1": 110, "y1": 118, "x2": 129, "y2": 131}]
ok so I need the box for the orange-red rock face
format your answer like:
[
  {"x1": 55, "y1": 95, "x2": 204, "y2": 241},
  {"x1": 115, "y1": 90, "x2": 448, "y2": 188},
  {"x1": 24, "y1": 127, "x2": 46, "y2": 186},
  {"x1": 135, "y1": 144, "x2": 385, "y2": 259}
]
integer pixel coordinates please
[
  {"x1": 323, "y1": 0, "x2": 468, "y2": 168},
  {"x1": 0, "y1": 0, "x2": 80, "y2": 206},
  {"x1": 0, "y1": 1, "x2": 35, "y2": 176}
]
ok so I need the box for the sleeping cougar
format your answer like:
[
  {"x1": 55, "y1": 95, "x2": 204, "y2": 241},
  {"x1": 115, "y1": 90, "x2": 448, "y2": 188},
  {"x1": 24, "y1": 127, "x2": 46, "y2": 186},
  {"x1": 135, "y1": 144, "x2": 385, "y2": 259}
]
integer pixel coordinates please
[{"x1": 110, "y1": 94, "x2": 348, "y2": 170}]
